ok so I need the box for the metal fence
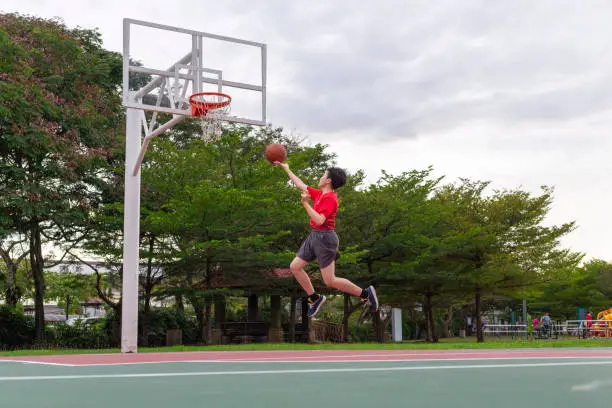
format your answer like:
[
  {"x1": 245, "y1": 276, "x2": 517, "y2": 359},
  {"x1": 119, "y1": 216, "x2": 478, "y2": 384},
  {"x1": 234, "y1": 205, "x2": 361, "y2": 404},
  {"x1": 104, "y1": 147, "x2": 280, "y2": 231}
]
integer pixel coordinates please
[
  {"x1": 482, "y1": 320, "x2": 612, "y2": 340},
  {"x1": 562, "y1": 320, "x2": 612, "y2": 339},
  {"x1": 483, "y1": 324, "x2": 528, "y2": 339}
]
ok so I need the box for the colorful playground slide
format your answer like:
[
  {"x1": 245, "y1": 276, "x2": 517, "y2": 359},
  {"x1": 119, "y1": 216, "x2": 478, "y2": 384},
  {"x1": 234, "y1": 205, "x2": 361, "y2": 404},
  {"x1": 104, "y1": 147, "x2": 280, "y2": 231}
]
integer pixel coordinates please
[{"x1": 593, "y1": 308, "x2": 612, "y2": 337}]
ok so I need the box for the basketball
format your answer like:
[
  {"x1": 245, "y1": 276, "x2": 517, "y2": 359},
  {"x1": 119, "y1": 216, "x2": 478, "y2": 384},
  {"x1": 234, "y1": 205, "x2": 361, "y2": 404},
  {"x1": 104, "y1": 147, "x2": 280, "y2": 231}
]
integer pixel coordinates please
[{"x1": 265, "y1": 143, "x2": 287, "y2": 163}]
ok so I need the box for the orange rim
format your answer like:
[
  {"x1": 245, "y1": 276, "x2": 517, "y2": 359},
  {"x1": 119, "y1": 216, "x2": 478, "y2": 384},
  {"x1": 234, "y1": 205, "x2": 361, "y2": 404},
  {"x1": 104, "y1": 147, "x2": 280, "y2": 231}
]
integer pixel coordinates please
[{"x1": 189, "y1": 92, "x2": 232, "y2": 116}]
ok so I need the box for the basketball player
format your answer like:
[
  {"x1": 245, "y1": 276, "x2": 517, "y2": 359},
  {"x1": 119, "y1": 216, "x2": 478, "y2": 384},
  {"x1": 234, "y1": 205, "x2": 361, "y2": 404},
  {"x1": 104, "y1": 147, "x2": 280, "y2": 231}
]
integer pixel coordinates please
[{"x1": 275, "y1": 162, "x2": 379, "y2": 318}]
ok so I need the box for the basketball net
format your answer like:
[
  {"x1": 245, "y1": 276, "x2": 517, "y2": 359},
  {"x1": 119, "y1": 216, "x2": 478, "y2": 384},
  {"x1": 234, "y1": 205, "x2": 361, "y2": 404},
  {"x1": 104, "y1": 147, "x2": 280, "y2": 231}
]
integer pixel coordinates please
[
  {"x1": 198, "y1": 105, "x2": 230, "y2": 142},
  {"x1": 189, "y1": 92, "x2": 231, "y2": 143}
]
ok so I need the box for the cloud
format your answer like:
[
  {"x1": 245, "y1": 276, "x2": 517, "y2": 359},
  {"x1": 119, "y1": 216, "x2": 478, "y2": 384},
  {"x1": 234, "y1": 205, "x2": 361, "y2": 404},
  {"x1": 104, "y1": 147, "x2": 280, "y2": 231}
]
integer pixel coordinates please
[
  {"x1": 10, "y1": 0, "x2": 611, "y2": 141},
  {"x1": 244, "y1": 0, "x2": 612, "y2": 141},
  {"x1": 2, "y1": 0, "x2": 612, "y2": 260}
]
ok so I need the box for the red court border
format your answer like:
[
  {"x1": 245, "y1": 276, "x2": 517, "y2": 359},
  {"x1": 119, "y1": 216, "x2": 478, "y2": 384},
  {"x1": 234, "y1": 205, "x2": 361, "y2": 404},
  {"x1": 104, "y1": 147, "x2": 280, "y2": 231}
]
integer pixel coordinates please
[{"x1": 2, "y1": 349, "x2": 612, "y2": 366}]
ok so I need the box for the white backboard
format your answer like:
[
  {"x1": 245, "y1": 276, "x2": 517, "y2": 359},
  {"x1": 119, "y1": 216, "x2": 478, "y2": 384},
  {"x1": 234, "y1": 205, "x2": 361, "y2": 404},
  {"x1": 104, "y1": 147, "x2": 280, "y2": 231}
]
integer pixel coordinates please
[{"x1": 122, "y1": 18, "x2": 267, "y2": 126}]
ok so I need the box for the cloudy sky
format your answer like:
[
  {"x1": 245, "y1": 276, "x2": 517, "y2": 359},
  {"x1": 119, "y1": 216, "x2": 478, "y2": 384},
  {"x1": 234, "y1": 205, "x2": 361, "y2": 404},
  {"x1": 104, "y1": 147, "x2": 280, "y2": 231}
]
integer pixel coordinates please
[{"x1": 3, "y1": 0, "x2": 612, "y2": 261}]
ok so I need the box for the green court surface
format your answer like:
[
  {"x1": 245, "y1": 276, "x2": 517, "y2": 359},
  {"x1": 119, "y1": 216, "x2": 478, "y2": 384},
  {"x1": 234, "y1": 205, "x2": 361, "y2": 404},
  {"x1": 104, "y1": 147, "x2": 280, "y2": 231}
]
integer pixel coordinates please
[{"x1": 1, "y1": 358, "x2": 611, "y2": 407}]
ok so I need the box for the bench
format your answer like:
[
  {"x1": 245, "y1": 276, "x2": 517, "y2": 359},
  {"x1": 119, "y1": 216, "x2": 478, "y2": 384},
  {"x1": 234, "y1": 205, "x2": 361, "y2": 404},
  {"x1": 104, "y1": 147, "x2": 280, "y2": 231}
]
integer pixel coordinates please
[{"x1": 220, "y1": 322, "x2": 269, "y2": 344}]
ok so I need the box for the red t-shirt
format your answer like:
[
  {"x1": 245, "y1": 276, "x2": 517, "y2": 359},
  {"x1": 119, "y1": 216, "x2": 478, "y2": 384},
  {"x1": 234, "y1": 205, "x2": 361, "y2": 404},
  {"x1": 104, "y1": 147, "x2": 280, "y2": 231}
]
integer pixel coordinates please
[{"x1": 307, "y1": 186, "x2": 338, "y2": 230}]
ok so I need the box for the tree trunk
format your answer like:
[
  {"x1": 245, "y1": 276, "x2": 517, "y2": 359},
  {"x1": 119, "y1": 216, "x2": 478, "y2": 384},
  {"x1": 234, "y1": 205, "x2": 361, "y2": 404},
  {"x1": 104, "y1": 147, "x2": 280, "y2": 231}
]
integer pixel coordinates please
[
  {"x1": 475, "y1": 287, "x2": 483, "y2": 343},
  {"x1": 140, "y1": 234, "x2": 155, "y2": 347},
  {"x1": 30, "y1": 223, "x2": 46, "y2": 343},
  {"x1": 424, "y1": 293, "x2": 438, "y2": 343},
  {"x1": 431, "y1": 312, "x2": 438, "y2": 342},
  {"x1": 0, "y1": 242, "x2": 28, "y2": 307},
  {"x1": 65, "y1": 295, "x2": 71, "y2": 320},
  {"x1": 343, "y1": 294, "x2": 350, "y2": 342},
  {"x1": 141, "y1": 276, "x2": 153, "y2": 346},
  {"x1": 441, "y1": 306, "x2": 453, "y2": 338},
  {"x1": 175, "y1": 294, "x2": 184, "y2": 311},
  {"x1": 289, "y1": 293, "x2": 297, "y2": 343},
  {"x1": 140, "y1": 286, "x2": 151, "y2": 347},
  {"x1": 205, "y1": 300, "x2": 213, "y2": 345},
  {"x1": 194, "y1": 303, "x2": 205, "y2": 343},
  {"x1": 423, "y1": 294, "x2": 433, "y2": 342},
  {"x1": 428, "y1": 305, "x2": 438, "y2": 343},
  {"x1": 341, "y1": 294, "x2": 363, "y2": 343},
  {"x1": 373, "y1": 310, "x2": 385, "y2": 343},
  {"x1": 301, "y1": 298, "x2": 310, "y2": 342},
  {"x1": 94, "y1": 267, "x2": 119, "y2": 313},
  {"x1": 5, "y1": 264, "x2": 20, "y2": 307}
]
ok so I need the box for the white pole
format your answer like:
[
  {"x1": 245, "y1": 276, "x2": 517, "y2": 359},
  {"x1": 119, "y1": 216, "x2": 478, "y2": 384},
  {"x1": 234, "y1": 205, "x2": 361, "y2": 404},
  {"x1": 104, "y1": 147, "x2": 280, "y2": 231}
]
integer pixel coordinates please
[
  {"x1": 392, "y1": 308, "x2": 403, "y2": 342},
  {"x1": 121, "y1": 107, "x2": 141, "y2": 353}
]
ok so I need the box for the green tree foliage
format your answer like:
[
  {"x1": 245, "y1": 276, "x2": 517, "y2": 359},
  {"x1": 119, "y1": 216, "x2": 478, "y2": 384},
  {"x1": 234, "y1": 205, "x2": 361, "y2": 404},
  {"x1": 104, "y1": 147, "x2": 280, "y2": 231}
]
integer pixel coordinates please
[
  {"x1": 44, "y1": 271, "x2": 98, "y2": 319},
  {"x1": 0, "y1": 13, "x2": 123, "y2": 340},
  {"x1": 527, "y1": 259, "x2": 612, "y2": 319},
  {"x1": 431, "y1": 181, "x2": 578, "y2": 342},
  {"x1": 142, "y1": 124, "x2": 340, "y2": 342}
]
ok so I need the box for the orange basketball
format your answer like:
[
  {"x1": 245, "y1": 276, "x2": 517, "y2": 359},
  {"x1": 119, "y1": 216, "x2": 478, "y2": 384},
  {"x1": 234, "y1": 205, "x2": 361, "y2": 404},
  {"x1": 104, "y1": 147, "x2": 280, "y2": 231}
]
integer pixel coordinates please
[{"x1": 265, "y1": 144, "x2": 287, "y2": 163}]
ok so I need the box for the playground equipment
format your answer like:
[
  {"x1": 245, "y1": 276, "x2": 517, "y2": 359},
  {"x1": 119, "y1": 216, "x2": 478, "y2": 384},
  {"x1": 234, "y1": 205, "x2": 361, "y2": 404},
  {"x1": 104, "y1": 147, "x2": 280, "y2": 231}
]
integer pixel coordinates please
[{"x1": 593, "y1": 308, "x2": 612, "y2": 337}]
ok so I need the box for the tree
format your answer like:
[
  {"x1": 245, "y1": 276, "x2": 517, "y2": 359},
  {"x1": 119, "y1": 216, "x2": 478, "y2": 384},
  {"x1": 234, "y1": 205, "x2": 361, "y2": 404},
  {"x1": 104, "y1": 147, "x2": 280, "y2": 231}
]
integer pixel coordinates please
[
  {"x1": 0, "y1": 234, "x2": 29, "y2": 306},
  {"x1": 0, "y1": 14, "x2": 123, "y2": 340},
  {"x1": 44, "y1": 271, "x2": 97, "y2": 319},
  {"x1": 341, "y1": 168, "x2": 443, "y2": 341},
  {"x1": 526, "y1": 259, "x2": 612, "y2": 319},
  {"x1": 435, "y1": 181, "x2": 579, "y2": 342},
  {"x1": 140, "y1": 123, "x2": 344, "y2": 342}
]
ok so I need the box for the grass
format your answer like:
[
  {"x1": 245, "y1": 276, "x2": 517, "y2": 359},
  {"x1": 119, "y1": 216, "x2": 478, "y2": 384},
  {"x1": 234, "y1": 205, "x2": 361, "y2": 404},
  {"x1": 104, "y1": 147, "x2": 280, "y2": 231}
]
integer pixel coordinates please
[{"x1": 1, "y1": 337, "x2": 611, "y2": 356}]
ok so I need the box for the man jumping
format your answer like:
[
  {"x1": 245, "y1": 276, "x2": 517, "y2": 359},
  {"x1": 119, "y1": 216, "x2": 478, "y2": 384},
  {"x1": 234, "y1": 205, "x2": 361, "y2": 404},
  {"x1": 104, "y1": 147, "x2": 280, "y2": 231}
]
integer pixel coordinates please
[{"x1": 275, "y1": 162, "x2": 379, "y2": 318}]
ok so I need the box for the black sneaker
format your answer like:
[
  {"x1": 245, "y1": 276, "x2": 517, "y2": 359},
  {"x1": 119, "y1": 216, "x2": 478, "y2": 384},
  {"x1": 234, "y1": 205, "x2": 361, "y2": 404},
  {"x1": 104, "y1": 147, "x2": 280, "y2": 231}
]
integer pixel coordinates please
[
  {"x1": 361, "y1": 286, "x2": 379, "y2": 313},
  {"x1": 307, "y1": 295, "x2": 326, "y2": 318}
]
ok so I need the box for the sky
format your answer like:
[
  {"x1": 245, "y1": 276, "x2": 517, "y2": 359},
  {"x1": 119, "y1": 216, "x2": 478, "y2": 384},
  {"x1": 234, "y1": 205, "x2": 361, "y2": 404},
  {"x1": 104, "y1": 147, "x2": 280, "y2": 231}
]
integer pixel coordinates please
[{"x1": 3, "y1": 0, "x2": 611, "y2": 261}]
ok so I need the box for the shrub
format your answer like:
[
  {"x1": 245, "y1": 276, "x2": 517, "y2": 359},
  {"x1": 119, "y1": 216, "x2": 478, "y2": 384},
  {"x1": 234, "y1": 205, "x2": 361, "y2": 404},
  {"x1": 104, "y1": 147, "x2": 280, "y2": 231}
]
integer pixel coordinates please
[
  {"x1": 0, "y1": 306, "x2": 35, "y2": 349},
  {"x1": 141, "y1": 308, "x2": 197, "y2": 346},
  {"x1": 347, "y1": 321, "x2": 374, "y2": 342},
  {"x1": 46, "y1": 319, "x2": 111, "y2": 349}
]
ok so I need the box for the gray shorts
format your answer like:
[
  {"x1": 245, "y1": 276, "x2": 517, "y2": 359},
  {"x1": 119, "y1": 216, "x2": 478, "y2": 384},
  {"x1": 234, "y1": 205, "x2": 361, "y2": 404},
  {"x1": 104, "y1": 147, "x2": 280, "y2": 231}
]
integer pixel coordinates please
[{"x1": 296, "y1": 230, "x2": 340, "y2": 269}]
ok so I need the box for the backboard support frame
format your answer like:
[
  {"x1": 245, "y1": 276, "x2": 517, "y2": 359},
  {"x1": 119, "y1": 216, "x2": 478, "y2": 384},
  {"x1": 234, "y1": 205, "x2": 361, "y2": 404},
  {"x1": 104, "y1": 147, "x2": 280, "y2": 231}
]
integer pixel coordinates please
[
  {"x1": 120, "y1": 18, "x2": 267, "y2": 353},
  {"x1": 123, "y1": 18, "x2": 267, "y2": 124}
]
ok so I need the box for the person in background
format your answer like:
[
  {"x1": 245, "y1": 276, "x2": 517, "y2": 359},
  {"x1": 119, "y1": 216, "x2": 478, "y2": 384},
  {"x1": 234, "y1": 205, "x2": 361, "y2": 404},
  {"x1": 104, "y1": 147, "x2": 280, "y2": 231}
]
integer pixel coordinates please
[
  {"x1": 541, "y1": 312, "x2": 551, "y2": 328},
  {"x1": 540, "y1": 312, "x2": 551, "y2": 337},
  {"x1": 586, "y1": 311, "x2": 593, "y2": 337}
]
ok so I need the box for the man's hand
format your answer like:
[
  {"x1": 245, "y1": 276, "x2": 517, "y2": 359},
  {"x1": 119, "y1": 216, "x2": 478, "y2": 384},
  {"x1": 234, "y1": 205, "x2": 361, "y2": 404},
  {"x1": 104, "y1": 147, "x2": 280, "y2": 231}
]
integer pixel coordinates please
[
  {"x1": 301, "y1": 192, "x2": 326, "y2": 226},
  {"x1": 273, "y1": 161, "x2": 289, "y2": 170}
]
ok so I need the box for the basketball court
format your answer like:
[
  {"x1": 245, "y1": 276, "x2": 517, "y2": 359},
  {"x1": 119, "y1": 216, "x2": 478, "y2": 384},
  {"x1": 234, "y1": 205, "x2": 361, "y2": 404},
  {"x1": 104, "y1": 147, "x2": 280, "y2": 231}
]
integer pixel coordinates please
[
  {"x1": 21, "y1": 17, "x2": 605, "y2": 408},
  {"x1": 1, "y1": 349, "x2": 611, "y2": 407}
]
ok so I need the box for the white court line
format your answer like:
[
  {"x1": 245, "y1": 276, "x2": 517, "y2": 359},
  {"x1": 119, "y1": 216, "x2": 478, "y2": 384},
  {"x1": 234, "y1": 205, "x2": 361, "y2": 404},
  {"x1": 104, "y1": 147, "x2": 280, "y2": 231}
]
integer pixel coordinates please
[
  {"x1": 55, "y1": 355, "x2": 612, "y2": 366},
  {"x1": 0, "y1": 360, "x2": 75, "y2": 367},
  {"x1": 1, "y1": 360, "x2": 612, "y2": 381},
  {"x1": 572, "y1": 378, "x2": 612, "y2": 391}
]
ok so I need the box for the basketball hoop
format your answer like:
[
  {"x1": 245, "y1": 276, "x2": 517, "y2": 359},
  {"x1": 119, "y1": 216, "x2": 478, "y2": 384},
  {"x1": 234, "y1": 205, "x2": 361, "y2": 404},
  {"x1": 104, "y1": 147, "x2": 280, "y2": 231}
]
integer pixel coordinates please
[{"x1": 189, "y1": 92, "x2": 232, "y2": 142}]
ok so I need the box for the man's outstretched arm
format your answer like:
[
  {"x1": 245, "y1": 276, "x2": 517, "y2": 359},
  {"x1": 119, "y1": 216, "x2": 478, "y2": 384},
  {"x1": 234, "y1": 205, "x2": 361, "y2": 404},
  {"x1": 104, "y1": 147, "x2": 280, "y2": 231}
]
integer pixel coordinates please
[{"x1": 275, "y1": 162, "x2": 308, "y2": 191}]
